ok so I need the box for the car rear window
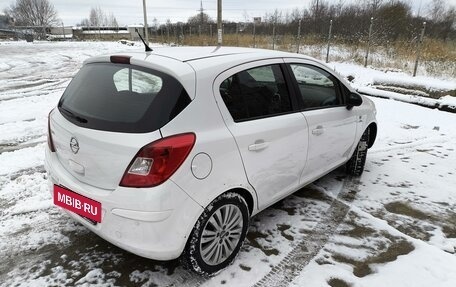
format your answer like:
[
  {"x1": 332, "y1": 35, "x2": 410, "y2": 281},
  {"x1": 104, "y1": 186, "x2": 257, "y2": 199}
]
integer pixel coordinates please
[{"x1": 58, "y1": 63, "x2": 191, "y2": 133}]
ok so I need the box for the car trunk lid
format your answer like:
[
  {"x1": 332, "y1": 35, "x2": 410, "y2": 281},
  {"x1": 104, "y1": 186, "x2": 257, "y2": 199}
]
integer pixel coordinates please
[{"x1": 50, "y1": 110, "x2": 162, "y2": 190}]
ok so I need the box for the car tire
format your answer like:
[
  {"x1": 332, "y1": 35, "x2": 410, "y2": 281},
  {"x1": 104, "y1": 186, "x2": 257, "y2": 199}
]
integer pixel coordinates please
[
  {"x1": 181, "y1": 192, "x2": 250, "y2": 276},
  {"x1": 346, "y1": 128, "x2": 370, "y2": 176}
]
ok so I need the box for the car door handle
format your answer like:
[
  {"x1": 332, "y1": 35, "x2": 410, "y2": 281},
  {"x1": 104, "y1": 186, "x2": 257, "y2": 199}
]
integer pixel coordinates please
[
  {"x1": 312, "y1": 126, "x2": 324, "y2": 136},
  {"x1": 248, "y1": 142, "x2": 269, "y2": 151}
]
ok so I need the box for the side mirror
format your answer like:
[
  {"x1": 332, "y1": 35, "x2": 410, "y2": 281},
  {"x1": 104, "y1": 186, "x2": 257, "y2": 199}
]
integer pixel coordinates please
[{"x1": 347, "y1": 92, "x2": 363, "y2": 110}]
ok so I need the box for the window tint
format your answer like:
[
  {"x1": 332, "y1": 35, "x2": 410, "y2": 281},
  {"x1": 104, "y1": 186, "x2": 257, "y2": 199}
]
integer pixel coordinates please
[
  {"x1": 58, "y1": 63, "x2": 191, "y2": 133},
  {"x1": 290, "y1": 64, "x2": 341, "y2": 109},
  {"x1": 220, "y1": 65, "x2": 292, "y2": 122}
]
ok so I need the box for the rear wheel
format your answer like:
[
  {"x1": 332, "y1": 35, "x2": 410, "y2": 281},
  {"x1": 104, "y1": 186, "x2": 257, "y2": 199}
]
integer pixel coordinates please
[
  {"x1": 182, "y1": 192, "x2": 249, "y2": 276},
  {"x1": 346, "y1": 128, "x2": 369, "y2": 176}
]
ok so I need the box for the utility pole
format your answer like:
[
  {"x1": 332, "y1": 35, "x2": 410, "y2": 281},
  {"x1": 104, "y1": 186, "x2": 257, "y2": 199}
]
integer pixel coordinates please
[
  {"x1": 196, "y1": 0, "x2": 204, "y2": 25},
  {"x1": 236, "y1": 22, "x2": 239, "y2": 46},
  {"x1": 315, "y1": 0, "x2": 319, "y2": 33},
  {"x1": 198, "y1": 0, "x2": 205, "y2": 41},
  {"x1": 364, "y1": 17, "x2": 373, "y2": 68},
  {"x1": 326, "y1": 19, "x2": 333, "y2": 63},
  {"x1": 296, "y1": 19, "x2": 301, "y2": 53},
  {"x1": 413, "y1": 22, "x2": 426, "y2": 77},
  {"x1": 61, "y1": 20, "x2": 65, "y2": 39},
  {"x1": 217, "y1": 0, "x2": 222, "y2": 45},
  {"x1": 198, "y1": 1, "x2": 205, "y2": 25},
  {"x1": 272, "y1": 21, "x2": 276, "y2": 50},
  {"x1": 181, "y1": 24, "x2": 184, "y2": 46},
  {"x1": 253, "y1": 21, "x2": 256, "y2": 48},
  {"x1": 142, "y1": 0, "x2": 149, "y2": 43}
]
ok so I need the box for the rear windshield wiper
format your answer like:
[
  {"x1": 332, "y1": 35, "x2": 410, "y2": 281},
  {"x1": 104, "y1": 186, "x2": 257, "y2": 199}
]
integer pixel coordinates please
[{"x1": 60, "y1": 106, "x2": 88, "y2": 123}]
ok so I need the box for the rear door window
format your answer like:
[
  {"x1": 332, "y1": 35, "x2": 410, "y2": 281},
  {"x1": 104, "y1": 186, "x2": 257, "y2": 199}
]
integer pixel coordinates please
[
  {"x1": 58, "y1": 63, "x2": 190, "y2": 133},
  {"x1": 219, "y1": 64, "x2": 292, "y2": 122}
]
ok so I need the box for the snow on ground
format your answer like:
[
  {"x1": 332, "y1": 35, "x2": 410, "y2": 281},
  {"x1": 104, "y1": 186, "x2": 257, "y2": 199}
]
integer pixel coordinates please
[
  {"x1": 0, "y1": 41, "x2": 455, "y2": 287},
  {"x1": 330, "y1": 62, "x2": 456, "y2": 110},
  {"x1": 331, "y1": 61, "x2": 456, "y2": 92}
]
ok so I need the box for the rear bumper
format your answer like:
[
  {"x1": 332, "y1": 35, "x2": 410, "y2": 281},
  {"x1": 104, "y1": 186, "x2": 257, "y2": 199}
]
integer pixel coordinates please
[{"x1": 45, "y1": 147, "x2": 203, "y2": 261}]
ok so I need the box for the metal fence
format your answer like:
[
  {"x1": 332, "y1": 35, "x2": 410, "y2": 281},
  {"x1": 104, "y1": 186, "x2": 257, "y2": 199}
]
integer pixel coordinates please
[{"x1": 146, "y1": 19, "x2": 449, "y2": 78}]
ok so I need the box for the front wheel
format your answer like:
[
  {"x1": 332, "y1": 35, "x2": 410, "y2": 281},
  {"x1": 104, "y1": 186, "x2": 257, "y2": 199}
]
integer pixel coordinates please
[
  {"x1": 346, "y1": 128, "x2": 369, "y2": 176},
  {"x1": 182, "y1": 192, "x2": 250, "y2": 276}
]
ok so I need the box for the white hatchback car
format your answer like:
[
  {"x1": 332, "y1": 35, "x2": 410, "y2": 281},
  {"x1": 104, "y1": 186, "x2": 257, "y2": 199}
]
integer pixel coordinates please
[{"x1": 46, "y1": 47, "x2": 377, "y2": 275}]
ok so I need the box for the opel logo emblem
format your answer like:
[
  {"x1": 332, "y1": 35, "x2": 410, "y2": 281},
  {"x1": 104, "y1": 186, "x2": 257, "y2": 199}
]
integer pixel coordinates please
[{"x1": 70, "y1": 137, "x2": 79, "y2": 154}]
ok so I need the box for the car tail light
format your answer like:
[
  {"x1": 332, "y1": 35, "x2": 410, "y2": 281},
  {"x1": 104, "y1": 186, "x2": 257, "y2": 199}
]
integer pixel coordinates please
[
  {"x1": 48, "y1": 109, "x2": 56, "y2": 152},
  {"x1": 120, "y1": 133, "x2": 196, "y2": 188}
]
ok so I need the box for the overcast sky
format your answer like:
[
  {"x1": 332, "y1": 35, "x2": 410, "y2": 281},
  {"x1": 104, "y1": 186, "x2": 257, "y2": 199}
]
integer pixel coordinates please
[{"x1": 2, "y1": 0, "x2": 456, "y2": 26}]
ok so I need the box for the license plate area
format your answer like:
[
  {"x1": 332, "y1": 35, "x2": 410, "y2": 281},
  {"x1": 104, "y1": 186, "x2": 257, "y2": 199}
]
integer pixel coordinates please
[
  {"x1": 53, "y1": 185, "x2": 102, "y2": 223},
  {"x1": 79, "y1": 214, "x2": 98, "y2": 226}
]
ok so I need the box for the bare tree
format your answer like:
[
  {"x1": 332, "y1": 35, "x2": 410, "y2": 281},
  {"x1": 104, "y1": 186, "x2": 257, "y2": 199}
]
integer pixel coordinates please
[
  {"x1": 187, "y1": 12, "x2": 213, "y2": 25},
  {"x1": 80, "y1": 7, "x2": 118, "y2": 27},
  {"x1": 79, "y1": 18, "x2": 90, "y2": 27},
  {"x1": 242, "y1": 10, "x2": 250, "y2": 23},
  {"x1": 367, "y1": 0, "x2": 383, "y2": 16},
  {"x1": 152, "y1": 17, "x2": 159, "y2": 30},
  {"x1": 427, "y1": 0, "x2": 446, "y2": 22},
  {"x1": 108, "y1": 13, "x2": 118, "y2": 28},
  {"x1": 5, "y1": 0, "x2": 58, "y2": 37},
  {"x1": 89, "y1": 7, "x2": 100, "y2": 27}
]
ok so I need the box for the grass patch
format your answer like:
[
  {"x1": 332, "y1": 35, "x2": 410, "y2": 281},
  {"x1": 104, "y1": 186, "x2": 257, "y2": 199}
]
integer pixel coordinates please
[
  {"x1": 340, "y1": 224, "x2": 376, "y2": 239},
  {"x1": 442, "y1": 212, "x2": 456, "y2": 238},
  {"x1": 384, "y1": 201, "x2": 434, "y2": 221},
  {"x1": 328, "y1": 278, "x2": 351, "y2": 287},
  {"x1": 332, "y1": 240, "x2": 414, "y2": 278},
  {"x1": 294, "y1": 186, "x2": 331, "y2": 201}
]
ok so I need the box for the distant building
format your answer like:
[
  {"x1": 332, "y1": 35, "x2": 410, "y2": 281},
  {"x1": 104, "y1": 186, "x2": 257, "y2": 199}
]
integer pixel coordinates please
[
  {"x1": 73, "y1": 26, "x2": 130, "y2": 41},
  {"x1": 48, "y1": 26, "x2": 74, "y2": 38},
  {"x1": 127, "y1": 25, "x2": 145, "y2": 41},
  {"x1": 0, "y1": 14, "x2": 13, "y2": 29},
  {"x1": 0, "y1": 14, "x2": 16, "y2": 40}
]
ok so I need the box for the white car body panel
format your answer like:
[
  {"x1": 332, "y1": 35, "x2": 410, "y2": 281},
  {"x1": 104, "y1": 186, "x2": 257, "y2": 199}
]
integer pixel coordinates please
[
  {"x1": 210, "y1": 59, "x2": 309, "y2": 209},
  {"x1": 223, "y1": 113, "x2": 309, "y2": 209},
  {"x1": 45, "y1": 147, "x2": 203, "y2": 260},
  {"x1": 50, "y1": 109, "x2": 162, "y2": 190},
  {"x1": 159, "y1": 89, "x2": 258, "y2": 211},
  {"x1": 300, "y1": 107, "x2": 357, "y2": 183}
]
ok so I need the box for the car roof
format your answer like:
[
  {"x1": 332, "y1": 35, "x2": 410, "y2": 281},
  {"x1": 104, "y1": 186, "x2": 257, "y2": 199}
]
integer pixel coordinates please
[
  {"x1": 114, "y1": 46, "x2": 316, "y2": 67},
  {"x1": 86, "y1": 46, "x2": 318, "y2": 72},
  {"x1": 145, "y1": 46, "x2": 320, "y2": 77}
]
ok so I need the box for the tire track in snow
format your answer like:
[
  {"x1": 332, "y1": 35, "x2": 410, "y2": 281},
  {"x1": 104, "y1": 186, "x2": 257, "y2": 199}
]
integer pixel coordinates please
[
  {"x1": 369, "y1": 137, "x2": 452, "y2": 155},
  {"x1": 0, "y1": 144, "x2": 45, "y2": 179},
  {"x1": 252, "y1": 177, "x2": 359, "y2": 287},
  {"x1": 0, "y1": 140, "x2": 45, "y2": 155}
]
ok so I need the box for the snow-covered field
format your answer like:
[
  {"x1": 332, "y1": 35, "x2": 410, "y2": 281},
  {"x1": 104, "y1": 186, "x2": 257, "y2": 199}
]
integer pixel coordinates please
[{"x1": 0, "y1": 41, "x2": 456, "y2": 287}]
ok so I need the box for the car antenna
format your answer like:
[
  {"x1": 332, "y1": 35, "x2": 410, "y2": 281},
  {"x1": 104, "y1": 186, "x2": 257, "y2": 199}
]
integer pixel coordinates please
[{"x1": 135, "y1": 28, "x2": 152, "y2": 52}]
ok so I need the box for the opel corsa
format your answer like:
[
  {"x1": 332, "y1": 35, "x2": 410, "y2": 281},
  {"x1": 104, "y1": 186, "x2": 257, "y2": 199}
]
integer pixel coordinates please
[{"x1": 46, "y1": 47, "x2": 377, "y2": 275}]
